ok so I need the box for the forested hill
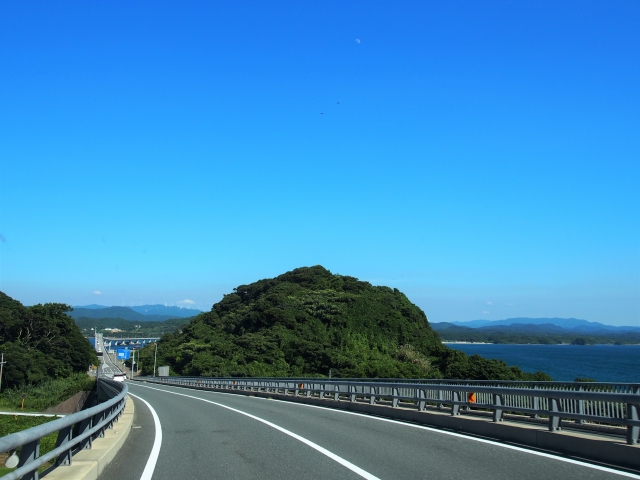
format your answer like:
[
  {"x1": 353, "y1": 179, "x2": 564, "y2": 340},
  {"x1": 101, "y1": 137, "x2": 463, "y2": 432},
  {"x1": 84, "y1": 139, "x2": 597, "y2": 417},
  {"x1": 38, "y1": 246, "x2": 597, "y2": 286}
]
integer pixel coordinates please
[
  {"x1": 139, "y1": 266, "x2": 550, "y2": 381},
  {"x1": 0, "y1": 292, "x2": 98, "y2": 388},
  {"x1": 432, "y1": 322, "x2": 640, "y2": 345},
  {"x1": 69, "y1": 306, "x2": 186, "y2": 322}
]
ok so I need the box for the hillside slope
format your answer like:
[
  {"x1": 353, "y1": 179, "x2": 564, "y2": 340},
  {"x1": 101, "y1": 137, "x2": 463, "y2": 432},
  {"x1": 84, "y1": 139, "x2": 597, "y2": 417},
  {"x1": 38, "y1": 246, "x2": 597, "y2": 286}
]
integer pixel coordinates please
[
  {"x1": 74, "y1": 316, "x2": 193, "y2": 336},
  {"x1": 0, "y1": 292, "x2": 98, "y2": 388},
  {"x1": 139, "y1": 266, "x2": 550, "y2": 380}
]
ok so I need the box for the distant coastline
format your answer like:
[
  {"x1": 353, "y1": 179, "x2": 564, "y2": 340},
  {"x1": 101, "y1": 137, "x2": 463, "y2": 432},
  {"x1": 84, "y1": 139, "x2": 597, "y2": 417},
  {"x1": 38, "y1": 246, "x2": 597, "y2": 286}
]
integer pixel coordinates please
[{"x1": 432, "y1": 319, "x2": 640, "y2": 346}]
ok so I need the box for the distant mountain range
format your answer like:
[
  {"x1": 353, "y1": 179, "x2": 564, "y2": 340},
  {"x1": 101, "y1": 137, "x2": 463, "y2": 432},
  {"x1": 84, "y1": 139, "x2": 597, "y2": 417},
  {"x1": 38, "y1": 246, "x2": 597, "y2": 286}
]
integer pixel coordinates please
[
  {"x1": 443, "y1": 318, "x2": 640, "y2": 333},
  {"x1": 70, "y1": 304, "x2": 203, "y2": 322}
]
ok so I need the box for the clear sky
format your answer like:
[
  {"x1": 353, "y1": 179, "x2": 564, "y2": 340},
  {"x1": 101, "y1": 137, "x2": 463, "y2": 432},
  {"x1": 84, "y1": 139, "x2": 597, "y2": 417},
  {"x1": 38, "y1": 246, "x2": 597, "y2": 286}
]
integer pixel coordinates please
[{"x1": 1, "y1": 1, "x2": 638, "y2": 325}]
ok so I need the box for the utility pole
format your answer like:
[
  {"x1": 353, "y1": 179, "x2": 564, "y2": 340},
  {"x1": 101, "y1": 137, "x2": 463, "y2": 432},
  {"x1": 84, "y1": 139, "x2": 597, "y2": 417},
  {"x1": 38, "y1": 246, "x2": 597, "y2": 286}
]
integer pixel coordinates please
[
  {"x1": 0, "y1": 353, "x2": 6, "y2": 393},
  {"x1": 153, "y1": 342, "x2": 158, "y2": 377}
]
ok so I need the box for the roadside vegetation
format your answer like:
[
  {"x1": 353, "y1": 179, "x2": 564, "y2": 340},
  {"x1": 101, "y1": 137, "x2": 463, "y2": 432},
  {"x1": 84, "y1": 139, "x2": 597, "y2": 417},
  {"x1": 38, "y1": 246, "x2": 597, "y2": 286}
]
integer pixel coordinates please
[
  {"x1": 0, "y1": 292, "x2": 98, "y2": 419},
  {"x1": 137, "y1": 266, "x2": 551, "y2": 381},
  {"x1": 0, "y1": 292, "x2": 98, "y2": 389},
  {"x1": 0, "y1": 415, "x2": 59, "y2": 476},
  {"x1": 0, "y1": 373, "x2": 95, "y2": 412},
  {"x1": 74, "y1": 316, "x2": 192, "y2": 337}
]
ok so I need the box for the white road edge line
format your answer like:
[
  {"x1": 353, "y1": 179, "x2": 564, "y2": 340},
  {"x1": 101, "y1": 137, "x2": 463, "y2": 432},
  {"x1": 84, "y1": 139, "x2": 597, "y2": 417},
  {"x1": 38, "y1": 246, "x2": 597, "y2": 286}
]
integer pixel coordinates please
[
  {"x1": 128, "y1": 391, "x2": 163, "y2": 480},
  {"x1": 136, "y1": 382, "x2": 640, "y2": 479},
  {"x1": 130, "y1": 383, "x2": 380, "y2": 480}
]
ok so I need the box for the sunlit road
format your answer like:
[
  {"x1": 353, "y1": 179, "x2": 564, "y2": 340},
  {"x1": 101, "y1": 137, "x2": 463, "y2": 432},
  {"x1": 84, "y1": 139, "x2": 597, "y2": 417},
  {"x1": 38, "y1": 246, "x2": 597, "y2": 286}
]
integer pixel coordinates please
[
  {"x1": 95, "y1": 333, "x2": 124, "y2": 378},
  {"x1": 97, "y1": 381, "x2": 638, "y2": 480}
]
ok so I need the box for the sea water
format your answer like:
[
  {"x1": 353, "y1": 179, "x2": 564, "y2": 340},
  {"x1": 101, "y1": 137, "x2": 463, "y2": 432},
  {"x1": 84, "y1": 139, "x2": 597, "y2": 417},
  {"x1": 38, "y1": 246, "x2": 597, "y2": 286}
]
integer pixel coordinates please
[{"x1": 444, "y1": 344, "x2": 640, "y2": 383}]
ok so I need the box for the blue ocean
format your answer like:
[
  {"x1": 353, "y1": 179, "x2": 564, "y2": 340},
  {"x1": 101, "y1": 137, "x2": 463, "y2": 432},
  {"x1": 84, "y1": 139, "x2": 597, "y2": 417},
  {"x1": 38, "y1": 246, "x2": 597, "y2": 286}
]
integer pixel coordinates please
[{"x1": 444, "y1": 344, "x2": 640, "y2": 383}]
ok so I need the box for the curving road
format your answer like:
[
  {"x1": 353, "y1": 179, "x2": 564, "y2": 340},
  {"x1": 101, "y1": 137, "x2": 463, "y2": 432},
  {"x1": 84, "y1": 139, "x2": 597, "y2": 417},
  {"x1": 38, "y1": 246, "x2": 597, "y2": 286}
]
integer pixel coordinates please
[{"x1": 97, "y1": 381, "x2": 640, "y2": 480}]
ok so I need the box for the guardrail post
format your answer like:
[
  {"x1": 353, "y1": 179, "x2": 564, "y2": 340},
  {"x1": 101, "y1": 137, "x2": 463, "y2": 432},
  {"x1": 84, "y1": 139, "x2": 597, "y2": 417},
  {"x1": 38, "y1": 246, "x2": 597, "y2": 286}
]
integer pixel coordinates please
[
  {"x1": 17, "y1": 439, "x2": 40, "y2": 480},
  {"x1": 77, "y1": 416, "x2": 93, "y2": 450},
  {"x1": 531, "y1": 390, "x2": 540, "y2": 419},
  {"x1": 575, "y1": 385, "x2": 585, "y2": 424},
  {"x1": 548, "y1": 397, "x2": 561, "y2": 431},
  {"x1": 392, "y1": 387, "x2": 399, "y2": 408},
  {"x1": 93, "y1": 409, "x2": 105, "y2": 439},
  {"x1": 334, "y1": 385, "x2": 339, "y2": 401},
  {"x1": 418, "y1": 389, "x2": 426, "y2": 411},
  {"x1": 350, "y1": 385, "x2": 356, "y2": 403},
  {"x1": 369, "y1": 386, "x2": 376, "y2": 405},
  {"x1": 319, "y1": 383, "x2": 325, "y2": 399},
  {"x1": 493, "y1": 394, "x2": 504, "y2": 422},
  {"x1": 54, "y1": 425, "x2": 73, "y2": 466},
  {"x1": 451, "y1": 391, "x2": 460, "y2": 416},
  {"x1": 627, "y1": 401, "x2": 639, "y2": 445},
  {"x1": 107, "y1": 405, "x2": 115, "y2": 429},
  {"x1": 437, "y1": 389, "x2": 443, "y2": 410}
]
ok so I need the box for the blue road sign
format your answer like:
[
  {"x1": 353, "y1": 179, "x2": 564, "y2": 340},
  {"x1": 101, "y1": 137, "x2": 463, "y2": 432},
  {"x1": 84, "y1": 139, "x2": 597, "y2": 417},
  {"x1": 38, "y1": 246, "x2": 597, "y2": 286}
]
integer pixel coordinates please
[{"x1": 117, "y1": 349, "x2": 130, "y2": 360}]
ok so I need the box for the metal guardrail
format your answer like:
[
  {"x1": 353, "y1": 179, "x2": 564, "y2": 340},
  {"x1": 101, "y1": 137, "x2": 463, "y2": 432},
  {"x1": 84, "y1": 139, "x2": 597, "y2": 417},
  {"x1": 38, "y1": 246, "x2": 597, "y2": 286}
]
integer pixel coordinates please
[
  {"x1": 0, "y1": 379, "x2": 128, "y2": 480},
  {"x1": 141, "y1": 376, "x2": 640, "y2": 445}
]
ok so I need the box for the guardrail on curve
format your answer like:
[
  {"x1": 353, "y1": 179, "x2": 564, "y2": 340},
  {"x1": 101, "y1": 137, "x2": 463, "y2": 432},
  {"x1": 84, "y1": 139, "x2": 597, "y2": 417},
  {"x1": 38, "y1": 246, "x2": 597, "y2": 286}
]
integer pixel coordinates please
[
  {"x1": 139, "y1": 376, "x2": 640, "y2": 445},
  {"x1": 0, "y1": 378, "x2": 128, "y2": 480}
]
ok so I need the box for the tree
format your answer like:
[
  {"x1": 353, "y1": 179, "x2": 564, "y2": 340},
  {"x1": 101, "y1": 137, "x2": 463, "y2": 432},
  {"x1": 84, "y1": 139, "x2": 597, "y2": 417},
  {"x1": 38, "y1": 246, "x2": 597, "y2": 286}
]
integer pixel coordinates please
[{"x1": 0, "y1": 292, "x2": 98, "y2": 389}]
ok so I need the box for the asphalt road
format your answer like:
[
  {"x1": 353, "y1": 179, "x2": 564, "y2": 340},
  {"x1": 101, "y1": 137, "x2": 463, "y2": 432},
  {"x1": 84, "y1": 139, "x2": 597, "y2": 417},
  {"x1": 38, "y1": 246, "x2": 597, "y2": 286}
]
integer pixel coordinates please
[
  {"x1": 98, "y1": 382, "x2": 639, "y2": 480},
  {"x1": 96, "y1": 333, "x2": 125, "y2": 378}
]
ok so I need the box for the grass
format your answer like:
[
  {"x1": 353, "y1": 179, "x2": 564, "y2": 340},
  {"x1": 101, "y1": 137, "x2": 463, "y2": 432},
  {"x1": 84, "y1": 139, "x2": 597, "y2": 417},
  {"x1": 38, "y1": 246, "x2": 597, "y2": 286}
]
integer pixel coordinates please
[
  {"x1": 0, "y1": 373, "x2": 95, "y2": 412},
  {"x1": 0, "y1": 374, "x2": 96, "y2": 473},
  {"x1": 0, "y1": 415, "x2": 59, "y2": 475}
]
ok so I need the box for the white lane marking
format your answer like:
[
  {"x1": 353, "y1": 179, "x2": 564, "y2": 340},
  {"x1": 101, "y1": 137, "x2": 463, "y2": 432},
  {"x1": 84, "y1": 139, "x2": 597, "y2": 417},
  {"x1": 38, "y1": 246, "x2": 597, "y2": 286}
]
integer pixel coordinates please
[
  {"x1": 130, "y1": 383, "x2": 380, "y2": 480},
  {"x1": 137, "y1": 382, "x2": 640, "y2": 479},
  {"x1": 128, "y1": 391, "x2": 163, "y2": 480},
  {"x1": 274, "y1": 400, "x2": 640, "y2": 478}
]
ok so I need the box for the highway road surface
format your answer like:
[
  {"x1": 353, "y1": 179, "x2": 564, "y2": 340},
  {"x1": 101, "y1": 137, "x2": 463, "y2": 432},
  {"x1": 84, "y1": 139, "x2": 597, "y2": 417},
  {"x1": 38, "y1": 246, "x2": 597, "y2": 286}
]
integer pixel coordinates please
[
  {"x1": 97, "y1": 381, "x2": 640, "y2": 480},
  {"x1": 95, "y1": 333, "x2": 125, "y2": 378}
]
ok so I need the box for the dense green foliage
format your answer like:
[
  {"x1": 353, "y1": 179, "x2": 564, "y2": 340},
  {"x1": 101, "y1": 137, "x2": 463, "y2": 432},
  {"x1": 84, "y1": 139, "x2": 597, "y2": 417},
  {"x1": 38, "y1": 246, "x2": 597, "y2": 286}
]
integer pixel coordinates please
[
  {"x1": 0, "y1": 292, "x2": 98, "y2": 389},
  {"x1": 433, "y1": 323, "x2": 640, "y2": 345},
  {"x1": 0, "y1": 373, "x2": 95, "y2": 412},
  {"x1": 0, "y1": 416, "x2": 59, "y2": 475},
  {"x1": 74, "y1": 316, "x2": 193, "y2": 337},
  {"x1": 137, "y1": 266, "x2": 550, "y2": 381}
]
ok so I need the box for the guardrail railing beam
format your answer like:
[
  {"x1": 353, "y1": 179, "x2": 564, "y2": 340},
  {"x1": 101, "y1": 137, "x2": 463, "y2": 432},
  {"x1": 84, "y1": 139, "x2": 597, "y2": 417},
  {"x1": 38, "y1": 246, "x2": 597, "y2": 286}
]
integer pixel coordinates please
[
  {"x1": 0, "y1": 379, "x2": 128, "y2": 480},
  {"x1": 137, "y1": 376, "x2": 640, "y2": 445}
]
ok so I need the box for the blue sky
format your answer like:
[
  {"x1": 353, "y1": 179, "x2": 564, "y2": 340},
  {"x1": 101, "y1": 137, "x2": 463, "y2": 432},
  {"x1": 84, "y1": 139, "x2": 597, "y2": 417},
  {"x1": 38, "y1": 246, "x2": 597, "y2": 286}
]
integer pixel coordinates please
[{"x1": 1, "y1": 1, "x2": 638, "y2": 325}]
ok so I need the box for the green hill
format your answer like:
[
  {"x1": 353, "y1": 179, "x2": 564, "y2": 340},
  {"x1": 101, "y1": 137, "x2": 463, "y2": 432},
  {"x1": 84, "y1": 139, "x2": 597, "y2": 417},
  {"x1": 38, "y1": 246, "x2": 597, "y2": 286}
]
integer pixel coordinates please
[
  {"x1": 431, "y1": 322, "x2": 640, "y2": 345},
  {"x1": 0, "y1": 292, "x2": 98, "y2": 388},
  {"x1": 74, "y1": 316, "x2": 193, "y2": 336},
  {"x1": 138, "y1": 266, "x2": 551, "y2": 380},
  {"x1": 69, "y1": 306, "x2": 178, "y2": 322}
]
